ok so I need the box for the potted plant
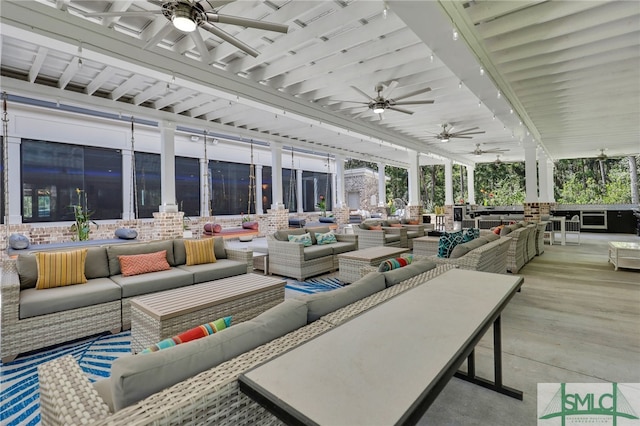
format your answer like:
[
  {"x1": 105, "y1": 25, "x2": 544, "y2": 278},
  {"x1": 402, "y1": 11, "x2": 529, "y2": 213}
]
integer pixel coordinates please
[
  {"x1": 69, "y1": 188, "x2": 98, "y2": 241},
  {"x1": 316, "y1": 195, "x2": 327, "y2": 217}
]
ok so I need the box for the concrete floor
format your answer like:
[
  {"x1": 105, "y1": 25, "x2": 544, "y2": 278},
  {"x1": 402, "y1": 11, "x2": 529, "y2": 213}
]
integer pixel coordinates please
[
  {"x1": 417, "y1": 232, "x2": 640, "y2": 426},
  {"x1": 229, "y1": 232, "x2": 640, "y2": 425}
]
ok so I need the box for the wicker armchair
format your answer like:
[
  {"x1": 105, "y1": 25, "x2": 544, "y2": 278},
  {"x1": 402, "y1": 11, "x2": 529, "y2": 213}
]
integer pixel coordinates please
[
  {"x1": 352, "y1": 223, "x2": 406, "y2": 249},
  {"x1": 535, "y1": 221, "x2": 549, "y2": 255},
  {"x1": 505, "y1": 226, "x2": 533, "y2": 273}
]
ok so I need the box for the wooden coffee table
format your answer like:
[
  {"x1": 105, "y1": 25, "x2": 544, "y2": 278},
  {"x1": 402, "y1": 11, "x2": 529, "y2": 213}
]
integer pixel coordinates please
[
  {"x1": 130, "y1": 273, "x2": 285, "y2": 353},
  {"x1": 338, "y1": 246, "x2": 410, "y2": 283}
]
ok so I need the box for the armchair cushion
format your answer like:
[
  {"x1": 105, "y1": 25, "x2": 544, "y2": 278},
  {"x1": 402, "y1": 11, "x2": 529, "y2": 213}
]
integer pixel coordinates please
[
  {"x1": 303, "y1": 245, "x2": 334, "y2": 261},
  {"x1": 384, "y1": 233, "x2": 402, "y2": 243}
]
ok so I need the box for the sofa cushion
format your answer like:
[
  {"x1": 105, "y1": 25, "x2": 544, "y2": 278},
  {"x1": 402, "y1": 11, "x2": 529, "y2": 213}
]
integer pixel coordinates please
[
  {"x1": 110, "y1": 268, "x2": 194, "y2": 298},
  {"x1": 118, "y1": 251, "x2": 171, "y2": 277},
  {"x1": 406, "y1": 230, "x2": 420, "y2": 239},
  {"x1": 302, "y1": 244, "x2": 333, "y2": 261},
  {"x1": 378, "y1": 255, "x2": 413, "y2": 272},
  {"x1": 274, "y1": 228, "x2": 306, "y2": 241},
  {"x1": 20, "y1": 277, "x2": 121, "y2": 319},
  {"x1": 107, "y1": 240, "x2": 176, "y2": 275},
  {"x1": 449, "y1": 238, "x2": 488, "y2": 259},
  {"x1": 17, "y1": 247, "x2": 109, "y2": 290},
  {"x1": 141, "y1": 316, "x2": 232, "y2": 353},
  {"x1": 382, "y1": 259, "x2": 437, "y2": 287},
  {"x1": 184, "y1": 238, "x2": 216, "y2": 266},
  {"x1": 288, "y1": 218, "x2": 306, "y2": 228},
  {"x1": 177, "y1": 259, "x2": 247, "y2": 283},
  {"x1": 318, "y1": 216, "x2": 335, "y2": 223},
  {"x1": 110, "y1": 298, "x2": 308, "y2": 411},
  {"x1": 9, "y1": 233, "x2": 29, "y2": 250},
  {"x1": 35, "y1": 249, "x2": 88, "y2": 289},
  {"x1": 315, "y1": 231, "x2": 337, "y2": 245},
  {"x1": 500, "y1": 225, "x2": 512, "y2": 236},
  {"x1": 483, "y1": 232, "x2": 500, "y2": 242},
  {"x1": 328, "y1": 241, "x2": 357, "y2": 255},
  {"x1": 384, "y1": 233, "x2": 402, "y2": 243},
  {"x1": 114, "y1": 228, "x2": 138, "y2": 240},
  {"x1": 302, "y1": 272, "x2": 386, "y2": 322}
]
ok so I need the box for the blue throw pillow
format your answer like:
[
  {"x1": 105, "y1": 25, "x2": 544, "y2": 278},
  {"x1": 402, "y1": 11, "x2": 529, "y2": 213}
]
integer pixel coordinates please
[
  {"x1": 115, "y1": 228, "x2": 138, "y2": 240},
  {"x1": 462, "y1": 227, "x2": 480, "y2": 242},
  {"x1": 288, "y1": 232, "x2": 312, "y2": 247},
  {"x1": 9, "y1": 233, "x2": 30, "y2": 250},
  {"x1": 315, "y1": 232, "x2": 337, "y2": 245},
  {"x1": 437, "y1": 231, "x2": 464, "y2": 258}
]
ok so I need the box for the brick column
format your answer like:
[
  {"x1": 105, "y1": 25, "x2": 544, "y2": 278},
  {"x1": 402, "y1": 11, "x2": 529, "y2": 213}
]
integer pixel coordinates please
[
  {"x1": 266, "y1": 208, "x2": 289, "y2": 235},
  {"x1": 406, "y1": 205, "x2": 423, "y2": 223},
  {"x1": 153, "y1": 211, "x2": 183, "y2": 240},
  {"x1": 524, "y1": 202, "x2": 553, "y2": 223},
  {"x1": 333, "y1": 206, "x2": 350, "y2": 226},
  {"x1": 444, "y1": 204, "x2": 454, "y2": 230}
]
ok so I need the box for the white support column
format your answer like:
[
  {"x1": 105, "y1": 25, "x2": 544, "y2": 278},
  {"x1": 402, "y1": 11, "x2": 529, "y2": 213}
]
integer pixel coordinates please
[
  {"x1": 270, "y1": 142, "x2": 284, "y2": 209},
  {"x1": 524, "y1": 141, "x2": 538, "y2": 203},
  {"x1": 407, "y1": 149, "x2": 420, "y2": 206},
  {"x1": 377, "y1": 162, "x2": 386, "y2": 207},
  {"x1": 538, "y1": 151, "x2": 549, "y2": 202},
  {"x1": 199, "y1": 158, "x2": 209, "y2": 216},
  {"x1": 296, "y1": 169, "x2": 303, "y2": 213},
  {"x1": 466, "y1": 165, "x2": 475, "y2": 205},
  {"x1": 547, "y1": 159, "x2": 556, "y2": 203},
  {"x1": 255, "y1": 164, "x2": 264, "y2": 214},
  {"x1": 159, "y1": 121, "x2": 178, "y2": 212},
  {"x1": 7, "y1": 137, "x2": 21, "y2": 223},
  {"x1": 335, "y1": 154, "x2": 345, "y2": 208},
  {"x1": 122, "y1": 147, "x2": 133, "y2": 220},
  {"x1": 444, "y1": 159, "x2": 453, "y2": 206}
]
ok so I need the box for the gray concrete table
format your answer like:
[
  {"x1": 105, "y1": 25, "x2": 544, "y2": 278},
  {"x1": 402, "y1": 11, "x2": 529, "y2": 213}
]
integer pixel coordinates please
[{"x1": 239, "y1": 269, "x2": 524, "y2": 425}]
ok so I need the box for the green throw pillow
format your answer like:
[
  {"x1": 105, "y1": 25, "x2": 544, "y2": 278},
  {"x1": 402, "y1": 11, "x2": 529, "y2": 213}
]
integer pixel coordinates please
[
  {"x1": 315, "y1": 231, "x2": 337, "y2": 245},
  {"x1": 288, "y1": 232, "x2": 312, "y2": 247}
]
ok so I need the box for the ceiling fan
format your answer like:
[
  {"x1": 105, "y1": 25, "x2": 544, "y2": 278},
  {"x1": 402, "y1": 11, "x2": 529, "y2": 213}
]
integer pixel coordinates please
[
  {"x1": 339, "y1": 81, "x2": 434, "y2": 118},
  {"x1": 82, "y1": 0, "x2": 288, "y2": 57},
  {"x1": 494, "y1": 154, "x2": 503, "y2": 165},
  {"x1": 596, "y1": 149, "x2": 608, "y2": 161},
  {"x1": 428, "y1": 123, "x2": 485, "y2": 142},
  {"x1": 471, "y1": 143, "x2": 509, "y2": 156}
]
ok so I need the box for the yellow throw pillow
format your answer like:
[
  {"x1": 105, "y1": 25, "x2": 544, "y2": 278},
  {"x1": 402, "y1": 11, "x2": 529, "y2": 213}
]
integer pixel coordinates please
[
  {"x1": 35, "y1": 248, "x2": 88, "y2": 289},
  {"x1": 184, "y1": 238, "x2": 217, "y2": 266}
]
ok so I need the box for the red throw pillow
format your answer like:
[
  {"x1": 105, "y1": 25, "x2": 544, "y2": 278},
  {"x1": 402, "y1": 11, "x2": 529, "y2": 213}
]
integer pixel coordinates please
[
  {"x1": 242, "y1": 221, "x2": 259, "y2": 230},
  {"x1": 389, "y1": 223, "x2": 403, "y2": 228},
  {"x1": 409, "y1": 220, "x2": 419, "y2": 225},
  {"x1": 204, "y1": 223, "x2": 222, "y2": 234},
  {"x1": 118, "y1": 250, "x2": 171, "y2": 277},
  {"x1": 369, "y1": 225, "x2": 382, "y2": 230},
  {"x1": 493, "y1": 225, "x2": 505, "y2": 235}
]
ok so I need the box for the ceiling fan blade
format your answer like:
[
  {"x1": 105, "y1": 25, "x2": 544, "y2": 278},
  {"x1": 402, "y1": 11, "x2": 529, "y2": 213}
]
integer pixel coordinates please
[
  {"x1": 451, "y1": 127, "x2": 478, "y2": 134},
  {"x1": 201, "y1": 22, "x2": 260, "y2": 57},
  {"x1": 452, "y1": 131, "x2": 485, "y2": 136},
  {"x1": 334, "y1": 100, "x2": 369, "y2": 104},
  {"x1": 190, "y1": 30, "x2": 212, "y2": 63},
  {"x1": 352, "y1": 109, "x2": 370, "y2": 119},
  {"x1": 350, "y1": 86, "x2": 374, "y2": 101},
  {"x1": 387, "y1": 106, "x2": 414, "y2": 115},
  {"x1": 206, "y1": 13, "x2": 289, "y2": 33},
  {"x1": 202, "y1": 0, "x2": 236, "y2": 9},
  {"x1": 452, "y1": 136, "x2": 473, "y2": 139},
  {"x1": 83, "y1": 10, "x2": 163, "y2": 17},
  {"x1": 483, "y1": 148, "x2": 510, "y2": 153},
  {"x1": 392, "y1": 87, "x2": 431, "y2": 101},
  {"x1": 392, "y1": 100, "x2": 434, "y2": 105},
  {"x1": 382, "y1": 80, "x2": 399, "y2": 98}
]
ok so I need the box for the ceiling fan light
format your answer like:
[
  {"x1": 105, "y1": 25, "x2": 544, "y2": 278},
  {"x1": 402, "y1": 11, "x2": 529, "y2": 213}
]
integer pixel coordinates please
[
  {"x1": 372, "y1": 104, "x2": 385, "y2": 114},
  {"x1": 172, "y1": 7, "x2": 197, "y2": 32},
  {"x1": 440, "y1": 137, "x2": 449, "y2": 143}
]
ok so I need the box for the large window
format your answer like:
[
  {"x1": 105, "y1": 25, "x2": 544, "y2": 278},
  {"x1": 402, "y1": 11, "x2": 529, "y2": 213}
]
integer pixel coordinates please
[
  {"x1": 302, "y1": 171, "x2": 332, "y2": 213},
  {"x1": 261, "y1": 166, "x2": 272, "y2": 212},
  {"x1": 1, "y1": 137, "x2": 4, "y2": 224},
  {"x1": 282, "y1": 168, "x2": 297, "y2": 211},
  {"x1": 22, "y1": 139, "x2": 122, "y2": 222},
  {"x1": 134, "y1": 152, "x2": 161, "y2": 219},
  {"x1": 209, "y1": 160, "x2": 253, "y2": 215},
  {"x1": 175, "y1": 156, "x2": 200, "y2": 217}
]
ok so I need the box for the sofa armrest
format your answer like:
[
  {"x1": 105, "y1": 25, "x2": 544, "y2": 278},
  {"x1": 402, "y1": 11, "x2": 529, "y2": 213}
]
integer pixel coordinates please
[
  {"x1": 1, "y1": 259, "x2": 20, "y2": 325},
  {"x1": 266, "y1": 237, "x2": 306, "y2": 262},
  {"x1": 335, "y1": 233, "x2": 358, "y2": 246},
  {"x1": 38, "y1": 355, "x2": 111, "y2": 425},
  {"x1": 225, "y1": 248, "x2": 253, "y2": 274}
]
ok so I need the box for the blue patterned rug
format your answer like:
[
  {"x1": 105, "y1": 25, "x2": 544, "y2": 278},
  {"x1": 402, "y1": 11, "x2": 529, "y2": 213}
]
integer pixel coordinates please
[
  {"x1": 0, "y1": 331, "x2": 131, "y2": 426},
  {"x1": 285, "y1": 276, "x2": 345, "y2": 294}
]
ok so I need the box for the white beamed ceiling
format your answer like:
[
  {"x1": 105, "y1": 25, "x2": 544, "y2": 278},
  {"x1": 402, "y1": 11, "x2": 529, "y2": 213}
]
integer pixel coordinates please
[{"x1": 0, "y1": 0, "x2": 638, "y2": 168}]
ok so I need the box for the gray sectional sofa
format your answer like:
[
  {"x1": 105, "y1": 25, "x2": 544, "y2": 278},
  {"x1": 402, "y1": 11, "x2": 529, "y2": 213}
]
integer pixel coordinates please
[
  {"x1": 38, "y1": 259, "x2": 455, "y2": 425},
  {"x1": 1, "y1": 237, "x2": 252, "y2": 362},
  {"x1": 422, "y1": 233, "x2": 513, "y2": 274},
  {"x1": 266, "y1": 226, "x2": 358, "y2": 280}
]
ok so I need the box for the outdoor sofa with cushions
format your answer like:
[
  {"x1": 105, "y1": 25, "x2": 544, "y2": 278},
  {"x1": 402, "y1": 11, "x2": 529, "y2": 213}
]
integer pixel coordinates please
[
  {"x1": 38, "y1": 259, "x2": 455, "y2": 425},
  {"x1": 1, "y1": 237, "x2": 252, "y2": 362},
  {"x1": 421, "y1": 233, "x2": 512, "y2": 274},
  {"x1": 364, "y1": 218, "x2": 429, "y2": 249},
  {"x1": 266, "y1": 227, "x2": 358, "y2": 280},
  {"x1": 497, "y1": 222, "x2": 537, "y2": 273}
]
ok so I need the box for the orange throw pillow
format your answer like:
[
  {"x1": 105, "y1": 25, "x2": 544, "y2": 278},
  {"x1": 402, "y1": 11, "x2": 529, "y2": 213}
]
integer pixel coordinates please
[
  {"x1": 369, "y1": 224, "x2": 382, "y2": 230},
  {"x1": 493, "y1": 225, "x2": 505, "y2": 235},
  {"x1": 389, "y1": 223, "x2": 403, "y2": 228},
  {"x1": 118, "y1": 250, "x2": 171, "y2": 277}
]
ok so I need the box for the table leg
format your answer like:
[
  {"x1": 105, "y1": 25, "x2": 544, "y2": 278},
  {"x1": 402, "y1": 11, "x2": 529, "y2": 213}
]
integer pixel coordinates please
[{"x1": 454, "y1": 315, "x2": 523, "y2": 400}]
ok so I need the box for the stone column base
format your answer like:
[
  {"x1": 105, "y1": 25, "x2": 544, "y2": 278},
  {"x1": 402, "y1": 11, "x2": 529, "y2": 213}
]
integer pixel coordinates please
[
  {"x1": 266, "y1": 208, "x2": 289, "y2": 234},
  {"x1": 153, "y1": 211, "x2": 184, "y2": 240},
  {"x1": 406, "y1": 205, "x2": 423, "y2": 222},
  {"x1": 524, "y1": 202, "x2": 553, "y2": 223},
  {"x1": 333, "y1": 206, "x2": 350, "y2": 226}
]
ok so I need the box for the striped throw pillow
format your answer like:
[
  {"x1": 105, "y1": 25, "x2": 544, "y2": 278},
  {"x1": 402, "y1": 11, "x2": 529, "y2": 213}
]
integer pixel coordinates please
[
  {"x1": 184, "y1": 238, "x2": 217, "y2": 266},
  {"x1": 118, "y1": 250, "x2": 171, "y2": 277},
  {"x1": 140, "y1": 316, "x2": 232, "y2": 353},
  {"x1": 35, "y1": 249, "x2": 88, "y2": 289},
  {"x1": 378, "y1": 255, "x2": 413, "y2": 272}
]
